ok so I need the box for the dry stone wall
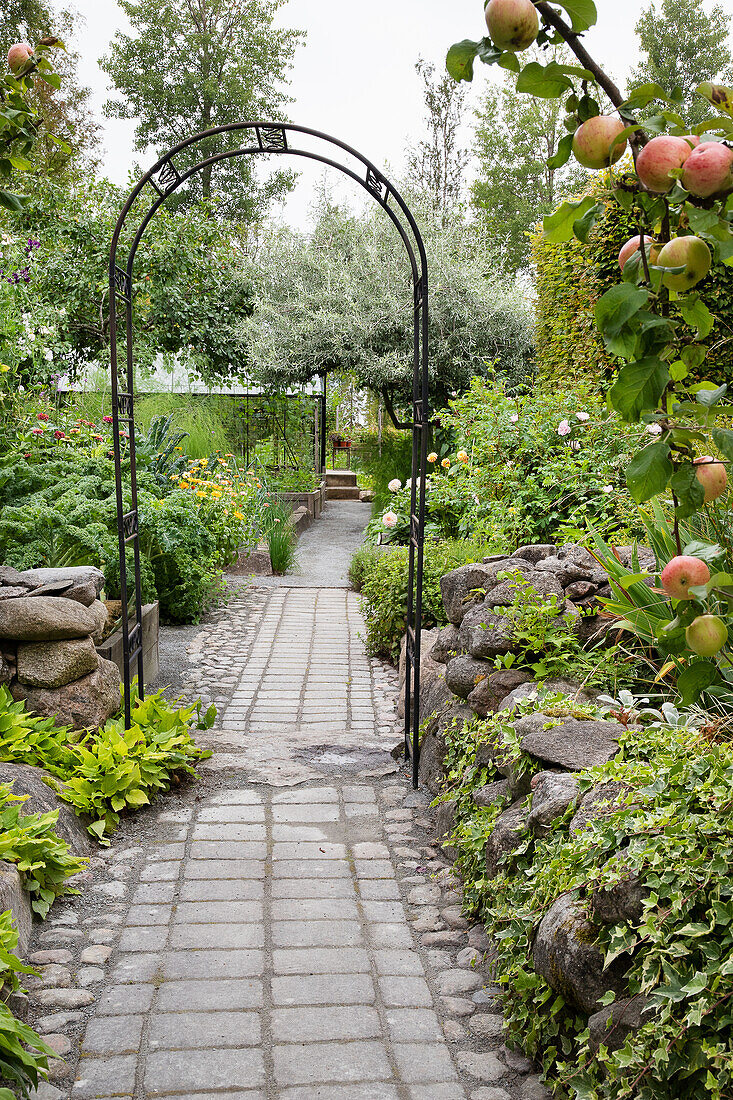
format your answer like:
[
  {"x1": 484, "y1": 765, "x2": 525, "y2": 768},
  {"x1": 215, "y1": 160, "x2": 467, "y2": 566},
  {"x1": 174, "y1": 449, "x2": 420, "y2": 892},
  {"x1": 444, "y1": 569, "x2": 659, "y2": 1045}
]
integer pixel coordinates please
[{"x1": 0, "y1": 566, "x2": 120, "y2": 730}]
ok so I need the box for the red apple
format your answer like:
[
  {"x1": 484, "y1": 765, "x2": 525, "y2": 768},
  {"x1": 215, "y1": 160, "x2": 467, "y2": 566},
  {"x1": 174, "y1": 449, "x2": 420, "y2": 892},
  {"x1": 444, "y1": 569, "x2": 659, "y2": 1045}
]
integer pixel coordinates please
[
  {"x1": 694, "y1": 456, "x2": 728, "y2": 502},
  {"x1": 618, "y1": 234, "x2": 660, "y2": 271},
  {"x1": 7, "y1": 42, "x2": 32, "y2": 73},
  {"x1": 682, "y1": 141, "x2": 733, "y2": 197},
  {"x1": 660, "y1": 555, "x2": 711, "y2": 600},
  {"x1": 485, "y1": 0, "x2": 539, "y2": 51},
  {"x1": 572, "y1": 116, "x2": 628, "y2": 170},
  {"x1": 686, "y1": 614, "x2": 728, "y2": 657},
  {"x1": 636, "y1": 135, "x2": 693, "y2": 193},
  {"x1": 656, "y1": 236, "x2": 711, "y2": 291}
]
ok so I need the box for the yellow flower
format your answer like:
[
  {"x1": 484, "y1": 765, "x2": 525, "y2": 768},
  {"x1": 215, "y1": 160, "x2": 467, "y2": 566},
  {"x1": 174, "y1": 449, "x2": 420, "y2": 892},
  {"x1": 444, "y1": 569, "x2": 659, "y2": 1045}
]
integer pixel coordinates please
[
  {"x1": 427, "y1": 452, "x2": 438, "y2": 463},
  {"x1": 234, "y1": 511, "x2": 244, "y2": 520},
  {"x1": 441, "y1": 458, "x2": 450, "y2": 469},
  {"x1": 457, "y1": 450, "x2": 469, "y2": 463},
  {"x1": 196, "y1": 491, "x2": 206, "y2": 498},
  {"x1": 179, "y1": 481, "x2": 189, "y2": 489}
]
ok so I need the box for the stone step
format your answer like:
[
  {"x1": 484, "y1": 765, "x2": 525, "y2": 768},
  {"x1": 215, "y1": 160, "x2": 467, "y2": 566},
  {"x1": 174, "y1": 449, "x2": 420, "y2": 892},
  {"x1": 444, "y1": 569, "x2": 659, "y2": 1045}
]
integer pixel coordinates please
[
  {"x1": 325, "y1": 471, "x2": 358, "y2": 487},
  {"x1": 326, "y1": 487, "x2": 364, "y2": 501}
]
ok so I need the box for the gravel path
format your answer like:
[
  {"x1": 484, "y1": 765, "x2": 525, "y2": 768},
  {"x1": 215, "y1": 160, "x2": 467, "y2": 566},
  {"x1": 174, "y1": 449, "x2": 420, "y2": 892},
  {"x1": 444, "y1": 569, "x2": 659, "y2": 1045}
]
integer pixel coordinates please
[{"x1": 25, "y1": 504, "x2": 550, "y2": 1100}]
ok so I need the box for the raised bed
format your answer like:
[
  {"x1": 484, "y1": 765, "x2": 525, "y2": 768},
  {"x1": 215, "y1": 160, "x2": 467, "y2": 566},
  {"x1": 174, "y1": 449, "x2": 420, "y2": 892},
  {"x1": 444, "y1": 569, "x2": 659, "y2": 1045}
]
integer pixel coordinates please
[
  {"x1": 275, "y1": 480, "x2": 326, "y2": 519},
  {"x1": 96, "y1": 602, "x2": 160, "y2": 685}
]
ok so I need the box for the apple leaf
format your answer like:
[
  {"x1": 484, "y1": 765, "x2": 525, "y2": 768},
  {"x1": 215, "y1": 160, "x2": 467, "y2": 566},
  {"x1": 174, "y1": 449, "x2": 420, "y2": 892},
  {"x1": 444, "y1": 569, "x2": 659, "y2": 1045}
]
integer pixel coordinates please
[
  {"x1": 621, "y1": 83, "x2": 674, "y2": 111},
  {"x1": 0, "y1": 188, "x2": 25, "y2": 212},
  {"x1": 671, "y1": 463, "x2": 706, "y2": 518},
  {"x1": 696, "y1": 82, "x2": 733, "y2": 117},
  {"x1": 609, "y1": 357, "x2": 669, "y2": 422},
  {"x1": 625, "y1": 442, "x2": 673, "y2": 503},
  {"x1": 694, "y1": 382, "x2": 727, "y2": 407},
  {"x1": 547, "y1": 133, "x2": 574, "y2": 169},
  {"x1": 516, "y1": 61, "x2": 575, "y2": 99},
  {"x1": 712, "y1": 428, "x2": 733, "y2": 462},
  {"x1": 679, "y1": 295, "x2": 714, "y2": 338},
  {"x1": 553, "y1": 0, "x2": 598, "y2": 32},
  {"x1": 573, "y1": 200, "x2": 604, "y2": 243},
  {"x1": 677, "y1": 660, "x2": 721, "y2": 705},
  {"x1": 543, "y1": 196, "x2": 596, "y2": 243},
  {"x1": 595, "y1": 284, "x2": 649, "y2": 337},
  {"x1": 446, "y1": 41, "x2": 480, "y2": 83}
]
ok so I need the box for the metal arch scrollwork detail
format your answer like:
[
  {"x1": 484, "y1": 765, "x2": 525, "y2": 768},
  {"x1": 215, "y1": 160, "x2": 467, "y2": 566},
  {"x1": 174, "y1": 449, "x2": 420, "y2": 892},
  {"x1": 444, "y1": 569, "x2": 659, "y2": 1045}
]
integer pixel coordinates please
[
  {"x1": 117, "y1": 393, "x2": 133, "y2": 417},
  {"x1": 150, "y1": 157, "x2": 181, "y2": 197},
  {"x1": 113, "y1": 265, "x2": 131, "y2": 301},
  {"x1": 366, "y1": 166, "x2": 388, "y2": 202},
  {"x1": 257, "y1": 125, "x2": 287, "y2": 151},
  {"x1": 414, "y1": 275, "x2": 426, "y2": 311},
  {"x1": 122, "y1": 510, "x2": 138, "y2": 540}
]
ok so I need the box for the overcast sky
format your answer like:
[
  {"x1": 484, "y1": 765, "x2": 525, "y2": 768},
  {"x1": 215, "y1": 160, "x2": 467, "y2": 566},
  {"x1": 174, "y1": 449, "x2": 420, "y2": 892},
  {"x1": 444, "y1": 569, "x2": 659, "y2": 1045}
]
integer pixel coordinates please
[{"x1": 59, "y1": 0, "x2": 733, "y2": 226}]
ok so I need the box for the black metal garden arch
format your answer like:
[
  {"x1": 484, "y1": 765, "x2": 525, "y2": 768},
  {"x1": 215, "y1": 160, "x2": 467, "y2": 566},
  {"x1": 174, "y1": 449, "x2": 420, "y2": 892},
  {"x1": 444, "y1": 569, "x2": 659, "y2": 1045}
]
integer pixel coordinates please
[{"x1": 108, "y1": 122, "x2": 429, "y2": 787}]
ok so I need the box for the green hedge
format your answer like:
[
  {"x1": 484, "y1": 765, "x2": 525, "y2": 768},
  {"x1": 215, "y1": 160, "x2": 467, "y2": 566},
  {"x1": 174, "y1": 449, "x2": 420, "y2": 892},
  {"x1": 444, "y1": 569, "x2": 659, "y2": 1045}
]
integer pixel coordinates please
[{"x1": 531, "y1": 176, "x2": 733, "y2": 387}]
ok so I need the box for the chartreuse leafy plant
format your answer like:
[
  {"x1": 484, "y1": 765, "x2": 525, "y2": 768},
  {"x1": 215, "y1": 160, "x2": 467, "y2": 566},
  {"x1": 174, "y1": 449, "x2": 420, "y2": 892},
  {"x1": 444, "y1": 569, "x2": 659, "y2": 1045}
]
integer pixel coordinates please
[
  {"x1": 448, "y1": 1, "x2": 733, "y2": 705},
  {"x1": 0, "y1": 912, "x2": 53, "y2": 1099},
  {"x1": 0, "y1": 686, "x2": 212, "y2": 841},
  {"x1": 439, "y1": 691, "x2": 733, "y2": 1100}
]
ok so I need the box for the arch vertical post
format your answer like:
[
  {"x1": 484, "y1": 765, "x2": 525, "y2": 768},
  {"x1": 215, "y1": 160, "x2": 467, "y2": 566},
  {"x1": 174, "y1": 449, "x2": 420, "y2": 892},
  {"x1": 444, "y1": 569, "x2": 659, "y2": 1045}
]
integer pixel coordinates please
[{"x1": 108, "y1": 122, "x2": 429, "y2": 784}]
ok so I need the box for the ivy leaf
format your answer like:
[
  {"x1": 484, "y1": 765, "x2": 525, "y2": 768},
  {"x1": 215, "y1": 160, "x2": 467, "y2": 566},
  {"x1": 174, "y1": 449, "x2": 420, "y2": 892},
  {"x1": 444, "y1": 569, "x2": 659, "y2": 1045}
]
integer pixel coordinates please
[
  {"x1": 547, "y1": 132, "x2": 574, "y2": 169},
  {"x1": 625, "y1": 442, "x2": 673, "y2": 502},
  {"x1": 595, "y1": 284, "x2": 649, "y2": 337},
  {"x1": 516, "y1": 61, "x2": 575, "y2": 99},
  {"x1": 543, "y1": 196, "x2": 596, "y2": 243},
  {"x1": 609, "y1": 357, "x2": 669, "y2": 422},
  {"x1": 677, "y1": 661, "x2": 721, "y2": 705},
  {"x1": 671, "y1": 463, "x2": 706, "y2": 518},
  {"x1": 553, "y1": 0, "x2": 598, "y2": 32}
]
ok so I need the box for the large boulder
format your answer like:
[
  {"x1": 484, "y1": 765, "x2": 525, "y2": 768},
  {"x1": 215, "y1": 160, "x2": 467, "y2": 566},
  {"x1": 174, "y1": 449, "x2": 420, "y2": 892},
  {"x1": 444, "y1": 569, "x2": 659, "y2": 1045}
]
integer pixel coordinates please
[
  {"x1": 588, "y1": 995, "x2": 650, "y2": 1052},
  {"x1": 459, "y1": 605, "x2": 518, "y2": 659},
  {"x1": 510, "y1": 544, "x2": 557, "y2": 564},
  {"x1": 11, "y1": 657, "x2": 120, "y2": 731},
  {"x1": 16, "y1": 637, "x2": 99, "y2": 689},
  {"x1": 570, "y1": 782, "x2": 633, "y2": 835},
  {"x1": 444, "y1": 654, "x2": 491, "y2": 700},
  {"x1": 528, "y1": 772, "x2": 580, "y2": 833},
  {"x1": 0, "y1": 861, "x2": 33, "y2": 955},
  {"x1": 398, "y1": 628, "x2": 440, "y2": 720},
  {"x1": 87, "y1": 600, "x2": 110, "y2": 646},
  {"x1": 467, "y1": 669, "x2": 534, "y2": 718},
  {"x1": 0, "y1": 652, "x2": 13, "y2": 686},
  {"x1": 0, "y1": 762, "x2": 90, "y2": 856},
  {"x1": 485, "y1": 799, "x2": 530, "y2": 878},
  {"x1": 418, "y1": 701, "x2": 473, "y2": 793},
  {"x1": 513, "y1": 713, "x2": 622, "y2": 770},
  {"x1": 483, "y1": 571, "x2": 565, "y2": 609},
  {"x1": 473, "y1": 779, "x2": 511, "y2": 808},
  {"x1": 435, "y1": 798, "x2": 458, "y2": 859},
  {"x1": 532, "y1": 892, "x2": 629, "y2": 1014},
  {"x1": 430, "y1": 624, "x2": 463, "y2": 664},
  {"x1": 0, "y1": 597, "x2": 96, "y2": 642},
  {"x1": 17, "y1": 566, "x2": 104, "y2": 607},
  {"x1": 0, "y1": 567, "x2": 34, "y2": 590},
  {"x1": 440, "y1": 564, "x2": 499, "y2": 625}
]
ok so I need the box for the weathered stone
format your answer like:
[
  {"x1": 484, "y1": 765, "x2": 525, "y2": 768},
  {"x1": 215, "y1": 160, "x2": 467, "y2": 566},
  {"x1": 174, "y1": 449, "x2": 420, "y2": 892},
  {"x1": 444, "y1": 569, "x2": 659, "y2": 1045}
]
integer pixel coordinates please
[
  {"x1": 44, "y1": 1034, "x2": 72, "y2": 1057},
  {"x1": 473, "y1": 780, "x2": 511, "y2": 809},
  {"x1": 435, "y1": 798, "x2": 457, "y2": 860},
  {"x1": 80, "y1": 944, "x2": 112, "y2": 965},
  {"x1": 470, "y1": 1089, "x2": 512, "y2": 1100},
  {"x1": 12, "y1": 657, "x2": 120, "y2": 730},
  {"x1": 469, "y1": 1014, "x2": 504, "y2": 1039},
  {"x1": 441, "y1": 564, "x2": 499, "y2": 625},
  {"x1": 0, "y1": 595, "x2": 96, "y2": 642},
  {"x1": 0, "y1": 762, "x2": 90, "y2": 855},
  {"x1": 0, "y1": 860, "x2": 32, "y2": 955},
  {"x1": 418, "y1": 701, "x2": 473, "y2": 793},
  {"x1": 532, "y1": 892, "x2": 628, "y2": 1014},
  {"x1": 34, "y1": 987, "x2": 95, "y2": 1008},
  {"x1": 18, "y1": 566, "x2": 104, "y2": 606},
  {"x1": 570, "y1": 782, "x2": 632, "y2": 835},
  {"x1": 528, "y1": 772, "x2": 580, "y2": 833},
  {"x1": 511, "y1": 545, "x2": 556, "y2": 564},
  {"x1": 0, "y1": 586, "x2": 30, "y2": 602},
  {"x1": 26, "y1": 964, "x2": 72, "y2": 990},
  {"x1": 87, "y1": 600, "x2": 110, "y2": 645},
  {"x1": 35, "y1": 1011, "x2": 81, "y2": 1033},
  {"x1": 441, "y1": 996, "x2": 476, "y2": 1017},
  {"x1": 422, "y1": 931, "x2": 466, "y2": 947},
  {"x1": 444, "y1": 654, "x2": 491, "y2": 699},
  {"x1": 589, "y1": 849, "x2": 647, "y2": 925},
  {"x1": 459, "y1": 607, "x2": 518, "y2": 660},
  {"x1": 438, "y1": 969, "x2": 483, "y2": 995},
  {"x1": 398, "y1": 628, "x2": 442, "y2": 720},
  {"x1": 565, "y1": 580, "x2": 597, "y2": 601},
  {"x1": 457, "y1": 1051, "x2": 507, "y2": 1082},
  {"x1": 442, "y1": 906, "x2": 470, "y2": 929},
  {"x1": 408, "y1": 884, "x2": 442, "y2": 906},
  {"x1": 484, "y1": 571, "x2": 565, "y2": 609},
  {"x1": 456, "y1": 946, "x2": 482, "y2": 969},
  {"x1": 0, "y1": 652, "x2": 12, "y2": 684},
  {"x1": 0, "y1": 566, "x2": 34, "y2": 589},
  {"x1": 588, "y1": 995, "x2": 650, "y2": 1052},
  {"x1": 514, "y1": 713, "x2": 622, "y2": 770},
  {"x1": 467, "y1": 670, "x2": 534, "y2": 718},
  {"x1": 430, "y1": 624, "x2": 463, "y2": 664},
  {"x1": 485, "y1": 801, "x2": 529, "y2": 878},
  {"x1": 16, "y1": 636, "x2": 99, "y2": 689},
  {"x1": 28, "y1": 950, "x2": 73, "y2": 966},
  {"x1": 520, "y1": 1077, "x2": 553, "y2": 1100}
]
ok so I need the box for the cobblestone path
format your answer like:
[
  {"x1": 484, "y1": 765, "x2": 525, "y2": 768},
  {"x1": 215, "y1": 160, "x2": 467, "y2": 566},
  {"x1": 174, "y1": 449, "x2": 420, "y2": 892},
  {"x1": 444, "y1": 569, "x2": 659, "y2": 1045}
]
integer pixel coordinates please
[{"x1": 28, "y1": 505, "x2": 550, "y2": 1100}]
